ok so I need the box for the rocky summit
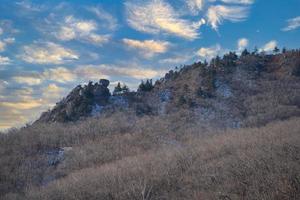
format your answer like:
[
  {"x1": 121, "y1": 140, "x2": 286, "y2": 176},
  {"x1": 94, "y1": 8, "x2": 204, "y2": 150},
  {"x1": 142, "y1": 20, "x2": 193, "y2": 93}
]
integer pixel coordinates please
[{"x1": 37, "y1": 50, "x2": 300, "y2": 128}]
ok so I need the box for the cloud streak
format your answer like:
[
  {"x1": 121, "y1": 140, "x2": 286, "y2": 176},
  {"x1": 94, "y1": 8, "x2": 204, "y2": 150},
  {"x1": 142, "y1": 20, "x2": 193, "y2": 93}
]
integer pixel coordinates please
[
  {"x1": 206, "y1": 5, "x2": 249, "y2": 30},
  {"x1": 75, "y1": 64, "x2": 166, "y2": 80},
  {"x1": 55, "y1": 15, "x2": 110, "y2": 45},
  {"x1": 125, "y1": 0, "x2": 204, "y2": 40},
  {"x1": 20, "y1": 42, "x2": 79, "y2": 64},
  {"x1": 282, "y1": 16, "x2": 300, "y2": 31},
  {"x1": 123, "y1": 38, "x2": 170, "y2": 58},
  {"x1": 0, "y1": 56, "x2": 11, "y2": 65}
]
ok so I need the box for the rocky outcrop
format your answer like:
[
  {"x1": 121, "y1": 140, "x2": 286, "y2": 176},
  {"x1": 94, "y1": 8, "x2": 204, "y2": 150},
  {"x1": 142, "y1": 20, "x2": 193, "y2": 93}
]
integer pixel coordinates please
[
  {"x1": 37, "y1": 50, "x2": 300, "y2": 127},
  {"x1": 37, "y1": 79, "x2": 111, "y2": 123}
]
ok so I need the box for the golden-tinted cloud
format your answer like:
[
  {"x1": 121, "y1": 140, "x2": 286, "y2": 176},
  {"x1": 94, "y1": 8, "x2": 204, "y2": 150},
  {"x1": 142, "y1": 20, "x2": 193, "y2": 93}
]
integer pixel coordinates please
[
  {"x1": 13, "y1": 76, "x2": 42, "y2": 85},
  {"x1": 20, "y1": 42, "x2": 79, "y2": 64},
  {"x1": 43, "y1": 67, "x2": 77, "y2": 83},
  {"x1": 123, "y1": 38, "x2": 170, "y2": 58},
  {"x1": 125, "y1": 0, "x2": 204, "y2": 40}
]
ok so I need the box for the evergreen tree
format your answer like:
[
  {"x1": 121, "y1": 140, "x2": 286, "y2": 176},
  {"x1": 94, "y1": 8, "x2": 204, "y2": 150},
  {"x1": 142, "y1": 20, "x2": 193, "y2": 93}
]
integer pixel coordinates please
[
  {"x1": 113, "y1": 82, "x2": 122, "y2": 95},
  {"x1": 273, "y1": 46, "x2": 280, "y2": 54},
  {"x1": 241, "y1": 49, "x2": 250, "y2": 56},
  {"x1": 282, "y1": 47, "x2": 287, "y2": 54},
  {"x1": 121, "y1": 85, "x2": 129, "y2": 93},
  {"x1": 138, "y1": 79, "x2": 154, "y2": 92},
  {"x1": 252, "y1": 46, "x2": 258, "y2": 55}
]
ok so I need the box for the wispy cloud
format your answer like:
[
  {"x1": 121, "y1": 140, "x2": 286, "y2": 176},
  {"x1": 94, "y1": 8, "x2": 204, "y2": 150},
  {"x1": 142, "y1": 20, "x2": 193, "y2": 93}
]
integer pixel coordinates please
[
  {"x1": 206, "y1": 5, "x2": 249, "y2": 30},
  {"x1": 43, "y1": 67, "x2": 77, "y2": 83},
  {"x1": 187, "y1": 0, "x2": 205, "y2": 14},
  {"x1": 282, "y1": 16, "x2": 300, "y2": 31},
  {"x1": 0, "y1": 37, "x2": 15, "y2": 52},
  {"x1": 13, "y1": 76, "x2": 42, "y2": 86},
  {"x1": 42, "y1": 83, "x2": 66, "y2": 101},
  {"x1": 220, "y1": 0, "x2": 255, "y2": 4},
  {"x1": 123, "y1": 38, "x2": 170, "y2": 58},
  {"x1": 0, "y1": 99, "x2": 43, "y2": 110},
  {"x1": 87, "y1": 6, "x2": 118, "y2": 31},
  {"x1": 76, "y1": 64, "x2": 166, "y2": 80},
  {"x1": 20, "y1": 42, "x2": 79, "y2": 64},
  {"x1": 160, "y1": 53, "x2": 194, "y2": 64},
  {"x1": 125, "y1": 0, "x2": 205, "y2": 40},
  {"x1": 15, "y1": 0, "x2": 45, "y2": 12},
  {"x1": 0, "y1": 56, "x2": 11, "y2": 65},
  {"x1": 55, "y1": 15, "x2": 110, "y2": 45}
]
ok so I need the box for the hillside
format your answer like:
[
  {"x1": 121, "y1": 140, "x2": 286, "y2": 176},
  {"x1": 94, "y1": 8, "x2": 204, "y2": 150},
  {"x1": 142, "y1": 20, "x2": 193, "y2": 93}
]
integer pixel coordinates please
[
  {"x1": 1, "y1": 49, "x2": 300, "y2": 200},
  {"x1": 37, "y1": 50, "x2": 300, "y2": 128}
]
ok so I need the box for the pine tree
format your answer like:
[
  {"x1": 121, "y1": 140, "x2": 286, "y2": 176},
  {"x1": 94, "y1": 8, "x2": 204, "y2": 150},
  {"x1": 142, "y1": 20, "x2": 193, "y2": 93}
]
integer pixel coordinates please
[
  {"x1": 113, "y1": 82, "x2": 122, "y2": 95},
  {"x1": 113, "y1": 82, "x2": 130, "y2": 95},
  {"x1": 241, "y1": 49, "x2": 250, "y2": 57},
  {"x1": 282, "y1": 47, "x2": 287, "y2": 54},
  {"x1": 273, "y1": 46, "x2": 280, "y2": 54},
  {"x1": 121, "y1": 85, "x2": 129, "y2": 93},
  {"x1": 138, "y1": 79, "x2": 154, "y2": 92},
  {"x1": 252, "y1": 46, "x2": 258, "y2": 55}
]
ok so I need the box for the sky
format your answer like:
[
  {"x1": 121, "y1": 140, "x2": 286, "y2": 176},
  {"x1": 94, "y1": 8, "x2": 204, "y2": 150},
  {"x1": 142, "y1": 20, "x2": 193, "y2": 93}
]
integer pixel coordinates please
[{"x1": 0, "y1": 0, "x2": 300, "y2": 130}]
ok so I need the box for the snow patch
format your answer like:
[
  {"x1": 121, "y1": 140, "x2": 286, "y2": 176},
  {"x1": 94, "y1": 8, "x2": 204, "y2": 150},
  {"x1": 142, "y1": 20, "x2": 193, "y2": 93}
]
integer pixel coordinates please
[{"x1": 215, "y1": 79, "x2": 233, "y2": 98}]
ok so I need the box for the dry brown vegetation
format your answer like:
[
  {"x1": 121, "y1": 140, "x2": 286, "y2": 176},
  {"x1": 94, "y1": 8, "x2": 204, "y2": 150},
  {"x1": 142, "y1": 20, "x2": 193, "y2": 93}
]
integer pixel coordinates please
[
  {"x1": 1, "y1": 111, "x2": 300, "y2": 200},
  {"x1": 1, "y1": 50, "x2": 300, "y2": 199}
]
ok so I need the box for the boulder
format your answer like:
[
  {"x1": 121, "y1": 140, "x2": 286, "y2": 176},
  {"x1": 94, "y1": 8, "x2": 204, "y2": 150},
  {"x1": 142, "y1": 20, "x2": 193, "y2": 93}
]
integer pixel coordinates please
[{"x1": 99, "y1": 79, "x2": 110, "y2": 87}]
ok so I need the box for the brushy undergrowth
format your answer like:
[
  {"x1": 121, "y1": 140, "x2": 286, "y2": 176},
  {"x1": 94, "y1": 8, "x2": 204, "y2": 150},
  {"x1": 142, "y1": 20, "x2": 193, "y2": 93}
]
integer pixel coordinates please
[{"x1": 1, "y1": 111, "x2": 299, "y2": 200}]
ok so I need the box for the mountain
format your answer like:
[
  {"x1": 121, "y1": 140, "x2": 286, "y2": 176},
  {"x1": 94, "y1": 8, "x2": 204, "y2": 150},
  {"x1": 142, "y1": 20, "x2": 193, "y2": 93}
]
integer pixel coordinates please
[
  {"x1": 37, "y1": 49, "x2": 300, "y2": 128},
  {"x1": 1, "y1": 49, "x2": 300, "y2": 200}
]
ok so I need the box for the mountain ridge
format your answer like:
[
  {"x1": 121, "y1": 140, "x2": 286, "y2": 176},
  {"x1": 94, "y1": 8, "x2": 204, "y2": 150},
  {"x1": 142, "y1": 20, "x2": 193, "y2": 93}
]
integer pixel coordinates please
[{"x1": 36, "y1": 49, "x2": 300, "y2": 128}]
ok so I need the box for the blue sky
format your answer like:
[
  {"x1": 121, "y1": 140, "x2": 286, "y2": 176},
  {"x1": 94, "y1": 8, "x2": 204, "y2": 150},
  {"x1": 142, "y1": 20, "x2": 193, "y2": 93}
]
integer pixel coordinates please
[{"x1": 0, "y1": 0, "x2": 299, "y2": 130}]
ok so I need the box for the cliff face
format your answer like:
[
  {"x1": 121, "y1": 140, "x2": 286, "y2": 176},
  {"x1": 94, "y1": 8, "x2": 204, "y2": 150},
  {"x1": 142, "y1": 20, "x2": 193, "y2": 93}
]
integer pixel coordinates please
[
  {"x1": 37, "y1": 50, "x2": 300, "y2": 127},
  {"x1": 37, "y1": 80, "x2": 111, "y2": 122}
]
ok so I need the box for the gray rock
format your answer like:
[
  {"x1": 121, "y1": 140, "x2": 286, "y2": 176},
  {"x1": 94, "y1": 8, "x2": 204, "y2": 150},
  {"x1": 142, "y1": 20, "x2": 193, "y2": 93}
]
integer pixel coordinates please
[{"x1": 99, "y1": 79, "x2": 110, "y2": 87}]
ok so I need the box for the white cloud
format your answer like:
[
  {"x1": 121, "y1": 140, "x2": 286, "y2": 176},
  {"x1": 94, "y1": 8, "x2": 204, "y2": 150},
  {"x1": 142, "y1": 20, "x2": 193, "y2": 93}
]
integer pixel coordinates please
[
  {"x1": 187, "y1": 0, "x2": 205, "y2": 14},
  {"x1": 76, "y1": 64, "x2": 166, "y2": 80},
  {"x1": 16, "y1": 1, "x2": 45, "y2": 12},
  {"x1": 125, "y1": 0, "x2": 205, "y2": 40},
  {"x1": 160, "y1": 53, "x2": 194, "y2": 64},
  {"x1": 206, "y1": 5, "x2": 249, "y2": 30},
  {"x1": 0, "y1": 99, "x2": 43, "y2": 110},
  {"x1": 260, "y1": 40, "x2": 277, "y2": 52},
  {"x1": 3, "y1": 37, "x2": 15, "y2": 44},
  {"x1": 0, "y1": 41, "x2": 5, "y2": 52},
  {"x1": 237, "y1": 38, "x2": 249, "y2": 51},
  {"x1": 282, "y1": 16, "x2": 300, "y2": 31},
  {"x1": 85, "y1": 33, "x2": 110, "y2": 44},
  {"x1": 196, "y1": 44, "x2": 222, "y2": 61},
  {"x1": 43, "y1": 67, "x2": 77, "y2": 83},
  {"x1": 0, "y1": 37, "x2": 15, "y2": 52},
  {"x1": 11, "y1": 67, "x2": 76, "y2": 86},
  {"x1": 13, "y1": 76, "x2": 42, "y2": 85},
  {"x1": 123, "y1": 38, "x2": 170, "y2": 58},
  {"x1": 220, "y1": 0, "x2": 254, "y2": 4},
  {"x1": 0, "y1": 27, "x2": 3, "y2": 35},
  {"x1": 55, "y1": 15, "x2": 110, "y2": 45},
  {"x1": 87, "y1": 6, "x2": 118, "y2": 31},
  {"x1": 42, "y1": 84, "x2": 66, "y2": 100},
  {"x1": 20, "y1": 42, "x2": 79, "y2": 64},
  {"x1": 0, "y1": 56, "x2": 11, "y2": 65}
]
